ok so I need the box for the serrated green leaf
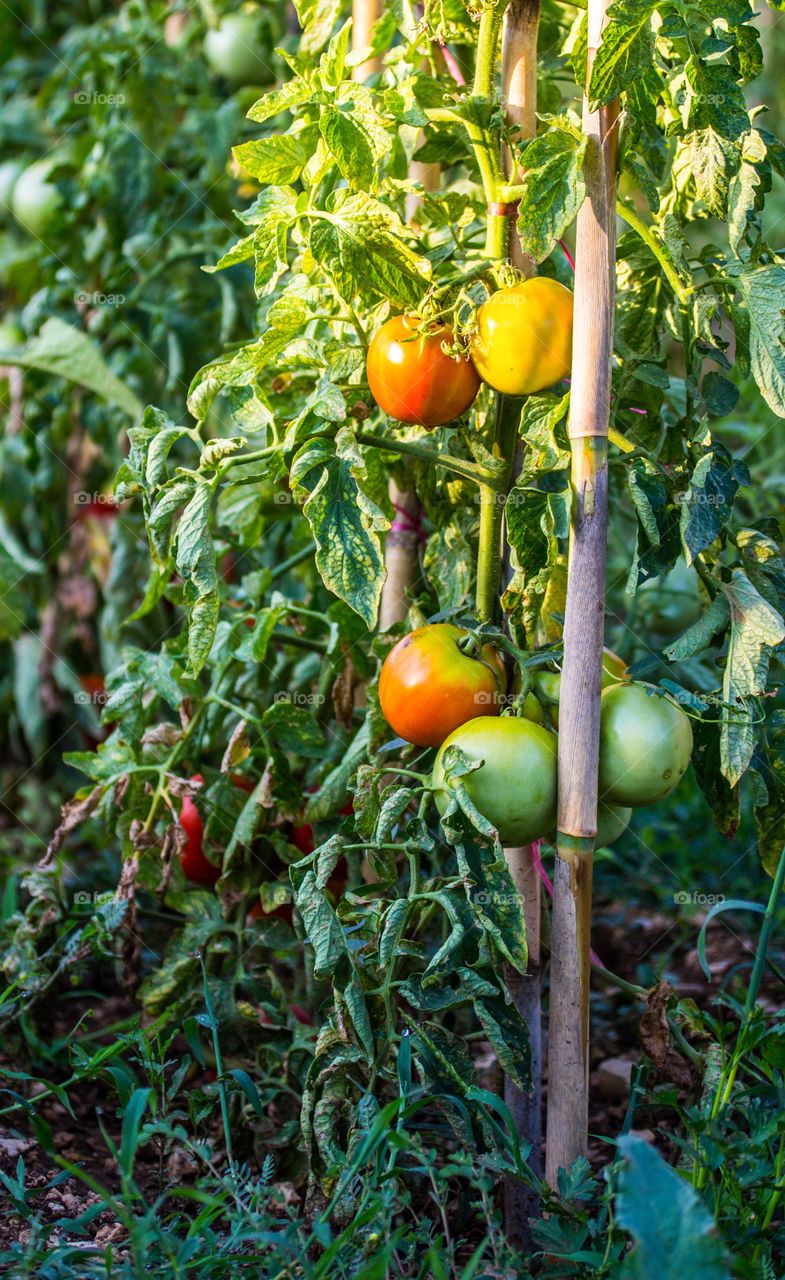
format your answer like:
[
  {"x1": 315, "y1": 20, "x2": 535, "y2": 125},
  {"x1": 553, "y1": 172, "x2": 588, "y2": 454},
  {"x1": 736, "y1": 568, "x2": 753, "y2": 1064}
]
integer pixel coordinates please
[
  {"x1": 515, "y1": 131, "x2": 587, "y2": 263},
  {"x1": 720, "y1": 569, "x2": 785, "y2": 785},
  {"x1": 246, "y1": 78, "x2": 313, "y2": 124},
  {"x1": 687, "y1": 127, "x2": 740, "y2": 218},
  {"x1": 616, "y1": 1135, "x2": 731, "y2": 1280},
  {"x1": 308, "y1": 193, "x2": 429, "y2": 308},
  {"x1": 233, "y1": 134, "x2": 312, "y2": 185},
  {"x1": 664, "y1": 595, "x2": 730, "y2": 661},
  {"x1": 734, "y1": 265, "x2": 785, "y2": 417},
  {"x1": 290, "y1": 436, "x2": 387, "y2": 627},
  {"x1": 588, "y1": 0, "x2": 657, "y2": 109},
  {"x1": 474, "y1": 994, "x2": 531, "y2": 1093},
  {"x1": 320, "y1": 105, "x2": 375, "y2": 189},
  {"x1": 679, "y1": 450, "x2": 741, "y2": 564}
]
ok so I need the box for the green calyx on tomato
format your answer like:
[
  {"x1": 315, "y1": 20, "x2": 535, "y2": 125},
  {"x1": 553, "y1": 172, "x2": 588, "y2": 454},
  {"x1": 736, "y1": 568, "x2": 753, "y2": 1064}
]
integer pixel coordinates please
[
  {"x1": 520, "y1": 648, "x2": 629, "y2": 728},
  {"x1": 366, "y1": 315, "x2": 480, "y2": 428},
  {"x1": 470, "y1": 277, "x2": 574, "y2": 397},
  {"x1": 379, "y1": 623, "x2": 506, "y2": 748},
  {"x1": 599, "y1": 682, "x2": 693, "y2": 807},
  {"x1": 432, "y1": 715, "x2": 557, "y2": 845}
]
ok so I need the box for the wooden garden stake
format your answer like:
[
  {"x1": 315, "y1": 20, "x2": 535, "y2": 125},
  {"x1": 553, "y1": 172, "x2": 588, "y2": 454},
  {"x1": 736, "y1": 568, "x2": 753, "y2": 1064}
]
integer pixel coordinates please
[
  {"x1": 352, "y1": 0, "x2": 384, "y2": 81},
  {"x1": 378, "y1": 481, "x2": 422, "y2": 631},
  {"x1": 545, "y1": 0, "x2": 618, "y2": 1187},
  {"x1": 501, "y1": 0, "x2": 539, "y2": 276},
  {"x1": 498, "y1": 0, "x2": 543, "y2": 1243}
]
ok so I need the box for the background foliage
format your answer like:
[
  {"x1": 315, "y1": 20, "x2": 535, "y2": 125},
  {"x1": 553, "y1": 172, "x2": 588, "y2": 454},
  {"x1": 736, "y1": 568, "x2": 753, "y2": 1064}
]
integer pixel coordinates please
[{"x1": 1, "y1": 0, "x2": 785, "y2": 1275}]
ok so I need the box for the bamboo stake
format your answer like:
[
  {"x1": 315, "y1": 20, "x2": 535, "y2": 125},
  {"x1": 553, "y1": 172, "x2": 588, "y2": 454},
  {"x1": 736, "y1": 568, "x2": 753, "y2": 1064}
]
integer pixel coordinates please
[
  {"x1": 497, "y1": 0, "x2": 542, "y2": 1243},
  {"x1": 378, "y1": 481, "x2": 422, "y2": 631},
  {"x1": 545, "y1": 0, "x2": 618, "y2": 1187},
  {"x1": 501, "y1": 0, "x2": 539, "y2": 276},
  {"x1": 352, "y1": 0, "x2": 384, "y2": 81}
]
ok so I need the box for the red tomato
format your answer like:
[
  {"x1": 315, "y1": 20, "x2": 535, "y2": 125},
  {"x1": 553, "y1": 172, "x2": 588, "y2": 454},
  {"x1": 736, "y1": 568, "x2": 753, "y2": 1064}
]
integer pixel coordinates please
[
  {"x1": 178, "y1": 774, "x2": 221, "y2": 887},
  {"x1": 79, "y1": 674, "x2": 105, "y2": 698},
  {"x1": 249, "y1": 897, "x2": 294, "y2": 925},
  {"x1": 75, "y1": 498, "x2": 118, "y2": 519},
  {"x1": 290, "y1": 822, "x2": 315, "y2": 855},
  {"x1": 366, "y1": 316, "x2": 480, "y2": 428}
]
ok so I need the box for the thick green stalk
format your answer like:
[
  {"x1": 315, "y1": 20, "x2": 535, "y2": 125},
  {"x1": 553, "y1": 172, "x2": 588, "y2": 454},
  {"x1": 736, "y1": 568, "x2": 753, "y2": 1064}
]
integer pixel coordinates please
[
  {"x1": 475, "y1": 396, "x2": 520, "y2": 623},
  {"x1": 356, "y1": 429, "x2": 501, "y2": 487},
  {"x1": 616, "y1": 200, "x2": 688, "y2": 303}
]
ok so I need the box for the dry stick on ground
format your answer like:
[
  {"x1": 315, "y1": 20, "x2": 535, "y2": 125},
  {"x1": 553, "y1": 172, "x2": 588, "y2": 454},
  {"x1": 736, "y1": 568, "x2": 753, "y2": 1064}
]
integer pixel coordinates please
[
  {"x1": 497, "y1": 0, "x2": 543, "y2": 1244},
  {"x1": 545, "y1": 0, "x2": 618, "y2": 1187}
]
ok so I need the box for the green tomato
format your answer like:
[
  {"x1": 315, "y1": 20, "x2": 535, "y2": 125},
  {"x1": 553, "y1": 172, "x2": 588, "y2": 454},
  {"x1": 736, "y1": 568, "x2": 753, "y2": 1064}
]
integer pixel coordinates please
[
  {"x1": 595, "y1": 802, "x2": 632, "y2": 847},
  {"x1": 0, "y1": 159, "x2": 23, "y2": 217},
  {"x1": 599, "y1": 682, "x2": 693, "y2": 807},
  {"x1": 432, "y1": 715, "x2": 557, "y2": 845},
  {"x1": 11, "y1": 158, "x2": 61, "y2": 237},
  {"x1": 204, "y1": 10, "x2": 275, "y2": 85},
  {"x1": 0, "y1": 320, "x2": 23, "y2": 348},
  {"x1": 637, "y1": 559, "x2": 702, "y2": 637}
]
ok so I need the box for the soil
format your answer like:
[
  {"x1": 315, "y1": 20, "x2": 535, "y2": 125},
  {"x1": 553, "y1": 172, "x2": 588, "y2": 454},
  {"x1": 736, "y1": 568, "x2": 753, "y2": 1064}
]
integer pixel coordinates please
[{"x1": 0, "y1": 901, "x2": 774, "y2": 1249}]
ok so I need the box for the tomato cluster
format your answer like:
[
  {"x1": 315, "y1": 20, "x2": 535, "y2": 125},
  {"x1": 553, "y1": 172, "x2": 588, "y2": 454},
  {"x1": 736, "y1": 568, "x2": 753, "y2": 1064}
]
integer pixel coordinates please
[
  {"x1": 379, "y1": 625, "x2": 693, "y2": 846},
  {"x1": 365, "y1": 278, "x2": 574, "y2": 429}
]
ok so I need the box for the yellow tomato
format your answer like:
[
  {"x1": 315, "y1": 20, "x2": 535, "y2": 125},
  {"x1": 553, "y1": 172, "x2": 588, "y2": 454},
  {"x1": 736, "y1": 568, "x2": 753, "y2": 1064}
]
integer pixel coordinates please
[{"x1": 470, "y1": 278, "x2": 574, "y2": 396}]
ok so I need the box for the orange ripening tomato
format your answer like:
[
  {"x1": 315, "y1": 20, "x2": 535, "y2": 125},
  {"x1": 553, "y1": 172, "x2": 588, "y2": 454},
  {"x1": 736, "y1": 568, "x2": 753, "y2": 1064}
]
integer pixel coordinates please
[
  {"x1": 366, "y1": 316, "x2": 480, "y2": 428},
  {"x1": 379, "y1": 623, "x2": 507, "y2": 749},
  {"x1": 470, "y1": 278, "x2": 574, "y2": 396}
]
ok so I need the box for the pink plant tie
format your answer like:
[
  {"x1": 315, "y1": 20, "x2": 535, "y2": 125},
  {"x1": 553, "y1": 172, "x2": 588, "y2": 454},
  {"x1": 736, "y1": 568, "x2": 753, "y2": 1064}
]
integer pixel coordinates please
[
  {"x1": 391, "y1": 501, "x2": 427, "y2": 546},
  {"x1": 439, "y1": 43, "x2": 466, "y2": 87}
]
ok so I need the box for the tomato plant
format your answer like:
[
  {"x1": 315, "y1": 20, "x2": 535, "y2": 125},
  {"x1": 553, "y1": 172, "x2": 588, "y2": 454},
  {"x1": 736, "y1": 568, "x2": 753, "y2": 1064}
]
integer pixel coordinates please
[{"x1": 5, "y1": 0, "x2": 785, "y2": 1271}]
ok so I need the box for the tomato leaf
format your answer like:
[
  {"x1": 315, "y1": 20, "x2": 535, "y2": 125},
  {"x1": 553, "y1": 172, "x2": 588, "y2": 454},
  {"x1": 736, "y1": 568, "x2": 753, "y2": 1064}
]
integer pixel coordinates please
[
  {"x1": 679, "y1": 449, "x2": 746, "y2": 565},
  {"x1": 616, "y1": 1135, "x2": 732, "y2": 1280},
  {"x1": 734, "y1": 264, "x2": 785, "y2": 417},
  {"x1": 686, "y1": 127, "x2": 741, "y2": 219},
  {"x1": 473, "y1": 993, "x2": 531, "y2": 1094},
  {"x1": 515, "y1": 130, "x2": 587, "y2": 264},
  {"x1": 233, "y1": 134, "x2": 313, "y2": 186},
  {"x1": 587, "y1": 0, "x2": 657, "y2": 110},
  {"x1": 720, "y1": 569, "x2": 785, "y2": 785},
  {"x1": 291, "y1": 436, "x2": 388, "y2": 628},
  {"x1": 308, "y1": 192, "x2": 429, "y2": 308}
]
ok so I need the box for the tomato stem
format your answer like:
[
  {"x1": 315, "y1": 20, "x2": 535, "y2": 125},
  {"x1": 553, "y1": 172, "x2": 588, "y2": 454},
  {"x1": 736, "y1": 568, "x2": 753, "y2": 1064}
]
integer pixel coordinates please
[
  {"x1": 355, "y1": 430, "x2": 502, "y2": 488},
  {"x1": 475, "y1": 395, "x2": 520, "y2": 623}
]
